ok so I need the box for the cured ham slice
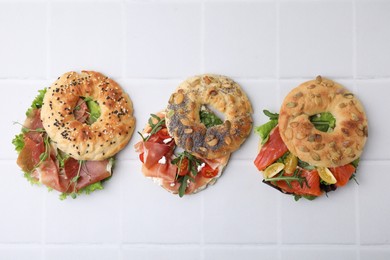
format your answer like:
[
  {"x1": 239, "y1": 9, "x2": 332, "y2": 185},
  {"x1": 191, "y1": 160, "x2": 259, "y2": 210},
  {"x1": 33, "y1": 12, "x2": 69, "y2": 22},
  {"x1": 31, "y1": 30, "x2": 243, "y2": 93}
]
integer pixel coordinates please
[{"x1": 74, "y1": 99, "x2": 89, "y2": 123}]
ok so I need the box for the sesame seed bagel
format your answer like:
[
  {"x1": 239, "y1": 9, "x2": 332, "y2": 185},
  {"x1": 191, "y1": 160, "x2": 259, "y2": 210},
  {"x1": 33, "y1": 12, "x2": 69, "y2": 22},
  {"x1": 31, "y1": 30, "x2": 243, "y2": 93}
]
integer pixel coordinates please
[
  {"x1": 279, "y1": 76, "x2": 368, "y2": 167},
  {"x1": 41, "y1": 71, "x2": 135, "y2": 160},
  {"x1": 165, "y1": 74, "x2": 253, "y2": 159}
]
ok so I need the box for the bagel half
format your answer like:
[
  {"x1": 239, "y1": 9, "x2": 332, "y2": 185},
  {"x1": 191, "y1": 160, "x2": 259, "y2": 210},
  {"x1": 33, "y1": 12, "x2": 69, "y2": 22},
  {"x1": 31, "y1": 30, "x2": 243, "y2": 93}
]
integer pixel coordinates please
[
  {"x1": 165, "y1": 74, "x2": 253, "y2": 159},
  {"x1": 41, "y1": 71, "x2": 135, "y2": 161},
  {"x1": 254, "y1": 77, "x2": 367, "y2": 200}
]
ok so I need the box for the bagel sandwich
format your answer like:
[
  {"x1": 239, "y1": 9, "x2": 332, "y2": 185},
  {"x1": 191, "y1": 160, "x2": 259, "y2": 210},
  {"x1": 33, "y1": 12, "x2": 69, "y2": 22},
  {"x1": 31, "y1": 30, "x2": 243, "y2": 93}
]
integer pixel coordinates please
[
  {"x1": 12, "y1": 71, "x2": 135, "y2": 199},
  {"x1": 135, "y1": 111, "x2": 230, "y2": 197},
  {"x1": 253, "y1": 76, "x2": 368, "y2": 200}
]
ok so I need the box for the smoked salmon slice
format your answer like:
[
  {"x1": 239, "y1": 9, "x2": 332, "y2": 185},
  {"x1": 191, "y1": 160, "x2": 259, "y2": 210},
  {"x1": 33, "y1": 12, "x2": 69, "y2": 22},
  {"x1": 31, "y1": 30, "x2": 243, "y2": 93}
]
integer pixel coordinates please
[
  {"x1": 254, "y1": 126, "x2": 288, "y2": 171},
  {"x1": 330, "y1": 164, "x2": 356, "y2": 187},
  {"x1": 273, "y1": 169, "x2": 323, "y2": 197}
]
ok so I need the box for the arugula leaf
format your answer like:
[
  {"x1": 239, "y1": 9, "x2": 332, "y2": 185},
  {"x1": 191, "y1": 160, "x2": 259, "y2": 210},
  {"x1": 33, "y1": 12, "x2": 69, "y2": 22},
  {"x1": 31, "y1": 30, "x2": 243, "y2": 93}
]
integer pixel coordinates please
[
  {"x1": 26, "y1": 88, "x2": 47, "y2": 116},
  {"x1": 86, "y1": 99, "x2": 101, "y2": 124},
  {"x1": 139, "y1": 114, "x2": 166, "y2": 142},
  {"x1": 263, "y1": 110, "x2": 279, "y2": 120},
  {"x1": 297, "y1": 159, "x2": 316, "y2": 170},
  {"x1": 294, "y1": 194, "x2": 317, "y2": 201},
  {"x1": 199, "y1": 109, "x2": 223, "y2": 128},
  {"x1": 309, "y1": 112, "x2": 336, "y2": 132},
  {"x1": 12, "y1": 133, "x2": 25, "y2": 153},
  {"x1": 178, "y1": 175, "x2": 189, "y2": 197},
  {"x1": 351, "y1": 158, "x2": 360, "y2": 169}
]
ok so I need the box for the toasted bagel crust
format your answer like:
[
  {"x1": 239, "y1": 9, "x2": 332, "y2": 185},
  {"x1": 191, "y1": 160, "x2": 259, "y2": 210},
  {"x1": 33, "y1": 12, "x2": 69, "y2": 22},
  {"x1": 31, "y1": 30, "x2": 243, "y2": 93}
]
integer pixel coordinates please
[
  {"x1": 41, "y1": 71, "x2": 135, "y2": 160},
  {"x1": 165, "y1": 74, "x2": 253, "y2": 159},
  {"x1": 279, "y1": 76, "x2": 368, "y2": 167}
]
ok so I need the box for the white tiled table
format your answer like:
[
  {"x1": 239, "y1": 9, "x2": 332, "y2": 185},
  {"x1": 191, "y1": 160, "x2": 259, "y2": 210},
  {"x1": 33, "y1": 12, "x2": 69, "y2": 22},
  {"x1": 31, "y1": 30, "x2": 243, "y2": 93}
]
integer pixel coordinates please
[{"x1": 0, "y1": 0, "x2": 389, "y2": 259}]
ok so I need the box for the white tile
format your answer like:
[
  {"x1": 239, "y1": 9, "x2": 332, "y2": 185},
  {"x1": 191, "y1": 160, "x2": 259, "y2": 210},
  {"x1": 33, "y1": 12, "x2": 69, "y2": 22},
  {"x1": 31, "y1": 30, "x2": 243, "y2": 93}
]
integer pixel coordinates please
[
  {"x1": 281, "y1": 248, "x2": 356, "y2": 260},
  {"x1": 359, "y1": 161, "x2": 390, "y2": 244},
  {"x1": 0, "y1": 80, "x2": 50, "y2": 160},
  {"x1": 44, "y1": 169, "x2": 123, "y2": 243},
  {"x1": 49, "y1": 1, "x2": 123, "y2": 78},
  {"x1": 204, "y1": 247, "x2": 277, "y2": 260},
  {"x1": 355, "y1": 80, "x2": 390, "y2": 160},
  {"x1": 122, "y1": 246, "x2": 201, "y2": 260},
  {"x1": 121, "y1": 161, "x2": 202, "y2": 243},
  {"x1": 203, "y1": 161, "x2": 278, "y2": 244},
  {"x1": 280, "y1": 180, "x2": 357, "y2": 244},
  {"x1": 356, "y1": 1, "x2": 390, "y2": 77},
  {"x1": 0, "y1": 2, "x2": 46, "y2": 79},
  {"x1": 0, "y1": 162, "x2": 43, "y2": 243},
  {"x1": 360, "y1": 248, "x2": 390, "y2": 260},
  {"x1": 204, "y1": 1, "x2": 276, "y2": 78},
  {"x1": 126, "y1": 2, "x2": 201, "y2": 78},
  {"x1": 279, "y1": 1, "x2": 353, "y2": 78},
  {"x1": 0, "y1": 246, "x2": 42, "y2": 260},
  {"x1": 45, "y1": 246, "x2": 120, "y2": 260}
]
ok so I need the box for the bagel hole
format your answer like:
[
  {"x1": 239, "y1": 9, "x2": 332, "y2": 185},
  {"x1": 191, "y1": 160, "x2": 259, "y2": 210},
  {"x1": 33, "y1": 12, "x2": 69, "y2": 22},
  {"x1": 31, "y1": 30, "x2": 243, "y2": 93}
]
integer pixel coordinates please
[
  {"x1": 73, "y1": 97, "x2": 101, "y2": 125},
  {"x1": 309, "y1": 112, "x2": 336, "y2": 133},
  {"x1": 199, "y1": 105, "x2": 224, "y2": 128}
]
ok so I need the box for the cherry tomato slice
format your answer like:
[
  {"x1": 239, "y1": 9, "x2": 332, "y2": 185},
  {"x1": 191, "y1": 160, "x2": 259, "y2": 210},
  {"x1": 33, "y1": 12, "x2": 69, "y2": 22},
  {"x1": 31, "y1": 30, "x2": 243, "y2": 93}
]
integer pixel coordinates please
[
  {"x1": 178, "y1": 158, "x2": 189, "y2": 176},
  {"x1": 200, "y1": 164, "x2": 219, "y2": 178},
  {"x1": 157, "y1": 128, "x2": 171, "y2": 141}
]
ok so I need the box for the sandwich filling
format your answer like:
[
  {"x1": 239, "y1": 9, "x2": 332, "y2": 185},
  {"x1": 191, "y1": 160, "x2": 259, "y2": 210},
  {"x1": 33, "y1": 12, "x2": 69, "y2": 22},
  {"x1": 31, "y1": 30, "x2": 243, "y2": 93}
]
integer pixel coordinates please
[
  {"x1": 254, "y1": 110, "x2": 359, "y2": 201},
  {"x1": 13, "y1": 89, "x2": 114, "y2": 199},
  {"x1": 135, "y1": 111, "x2": 229, "y2": 197}
]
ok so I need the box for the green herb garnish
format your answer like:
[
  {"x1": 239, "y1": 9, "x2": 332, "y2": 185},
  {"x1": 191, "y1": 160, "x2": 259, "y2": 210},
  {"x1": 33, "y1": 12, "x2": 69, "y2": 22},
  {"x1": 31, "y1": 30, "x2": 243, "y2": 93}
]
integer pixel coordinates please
[
  {"x1": 309, "y1": 112, "x2": 336, "y2": 132},
  {"x1": 171, "y1": 151, "x2": 203, "y2": 197},
  {"x1": 138, "y1": 114, "x2": 166, "y2": 142},
  {"x1": 264, "y1": 168, "x2": 309, "y2": 189},
  {"x1": 85, "y1": 98, "x2": 101, "y2": 124},
  {"x1": 199, "y1": 107, "x2": 223, "y2": 128}
]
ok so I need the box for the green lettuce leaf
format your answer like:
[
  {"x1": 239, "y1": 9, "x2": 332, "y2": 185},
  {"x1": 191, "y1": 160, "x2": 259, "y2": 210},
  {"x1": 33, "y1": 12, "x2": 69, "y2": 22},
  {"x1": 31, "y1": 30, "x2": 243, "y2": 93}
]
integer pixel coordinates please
[
  {"x1": 254, "y1": 110, "x2": 280, "y2": 144},
  {"x1": 86, "y1": 99, "x2": 101, "y2": 124},
  {"x1": 255, "y1": 119, "x2": 278, "y2": 144},
  {"x1": 309, "y1": 112, "x2": 336, "y2": 132},
  {"x1": 12, "y1": 133, "x2": 25, "y2": 153},
  {"x1": 26, "y1": 88, "x2": 47, "y2": 116}
]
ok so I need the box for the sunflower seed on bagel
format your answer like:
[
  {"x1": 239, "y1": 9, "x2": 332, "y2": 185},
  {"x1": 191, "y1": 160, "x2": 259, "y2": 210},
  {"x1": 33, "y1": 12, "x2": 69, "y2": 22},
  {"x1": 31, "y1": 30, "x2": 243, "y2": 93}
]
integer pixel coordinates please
[
  {"x1": 278, "y1": 76, "x2": 368, "y2": 167},
  {"x1": 165, "y1": 74, "x2": 253, "y2": 159},
  {"x1": 41, "y1": 71, "x2": 135, "y2": 160}
]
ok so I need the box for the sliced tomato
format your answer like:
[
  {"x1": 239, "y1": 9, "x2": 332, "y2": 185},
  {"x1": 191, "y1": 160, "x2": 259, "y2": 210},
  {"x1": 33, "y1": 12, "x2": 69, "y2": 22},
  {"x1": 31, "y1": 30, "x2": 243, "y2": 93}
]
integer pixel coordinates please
[
  {"x1": 177, "y1": 158, "x2": 189, "y2": 176},
  {"x1": 254, "y1": 126, "x2": 288, "y2": 171},
  {"x1": 139, "y1": 153, "x2": 144, "y2": 163},
  {"x1": 330, "y1": 164, "x2": 356, "y2": 187},
  {"x1": 157, "y1": 128, "x2": 171, "y2": 141},
  {"x1": 200, "y1": 164, "x2": 219, "y2": 178}
]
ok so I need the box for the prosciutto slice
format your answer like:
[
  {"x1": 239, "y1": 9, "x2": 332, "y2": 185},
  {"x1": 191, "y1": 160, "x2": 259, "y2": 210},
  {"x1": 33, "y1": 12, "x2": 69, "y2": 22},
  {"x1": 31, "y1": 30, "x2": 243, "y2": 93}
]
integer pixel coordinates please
[
  {"x1": 16, "y1": 108, "x2": 112, "y2": 194},
  {"x1": 74, "y1": 99, "x2": 89, "y2": 123}
]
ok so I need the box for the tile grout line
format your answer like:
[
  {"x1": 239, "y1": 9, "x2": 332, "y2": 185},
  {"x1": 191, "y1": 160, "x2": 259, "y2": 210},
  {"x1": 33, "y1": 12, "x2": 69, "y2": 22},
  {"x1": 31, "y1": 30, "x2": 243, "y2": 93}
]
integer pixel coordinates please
[
  {"x1": 45, "y1": 0, "x2": 51, "y2": 81},
  {"x1": 43, "y1": 2, "x2": 50, "y2": 259},
  {"x1": 121, "y1": 0, "x2": 127, "y2": 81},
  {"x1": 352, "y1": 0, "x2": 361, "y2": 259},
  {"x1": 200, "y1": 1, "x2": 205, "y2": 259},
  {"x1": 275, "y1": 0, "x2": 282, "y2": 259}
]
